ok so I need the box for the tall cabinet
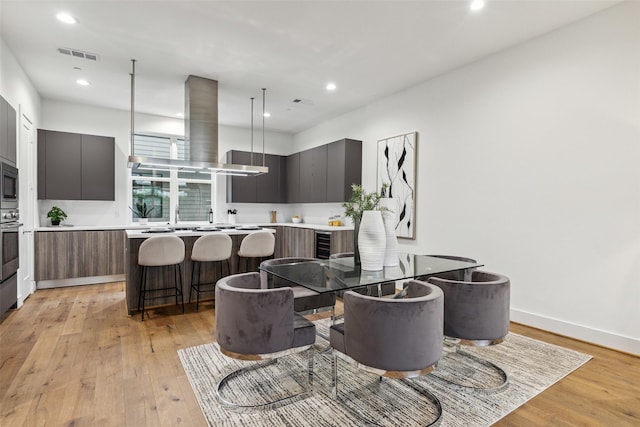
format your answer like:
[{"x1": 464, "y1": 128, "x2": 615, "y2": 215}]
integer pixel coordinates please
[{"x1": 0, "y1": 95, "x2": 17, "y2": 165}]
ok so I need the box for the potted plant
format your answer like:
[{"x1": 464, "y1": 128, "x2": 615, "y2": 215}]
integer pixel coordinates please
[
  {"x1": 47, "y1": 206, "x2": 67, "y2": 226},
  {"x1": 130, "y1": 198, "x2": 155, "y2": 225},
  {"x1": 342, "y1": 184, "x2": 388, "y2": 266}
]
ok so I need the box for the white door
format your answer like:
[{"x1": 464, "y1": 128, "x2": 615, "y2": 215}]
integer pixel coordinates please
[{"x1": 17, "y1": 109, "x2": 35, "y2": 306}]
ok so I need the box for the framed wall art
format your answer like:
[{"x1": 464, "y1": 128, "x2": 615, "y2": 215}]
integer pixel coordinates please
[{"x1": 377, "y1": 131, "x2": 417, "y2": 239}]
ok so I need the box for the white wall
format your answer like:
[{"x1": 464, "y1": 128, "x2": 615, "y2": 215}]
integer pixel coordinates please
[
  {"x1": 294, "y1": 2, "x2": 640, "y2": 354},
  {"x1": 39, "y1": 99, "x2": 296, "y2": 225}
]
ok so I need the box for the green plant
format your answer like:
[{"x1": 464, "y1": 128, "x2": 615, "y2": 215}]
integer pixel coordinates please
[
  {"x1": 130, "y1": 198, "x2": 155, "y2": 218},
  {"x1": 47, "y1": 206, "x2": 67, "y2": 223},
  {"x1": 342, "y1": 183, "x2": 389, "y2": 222}
]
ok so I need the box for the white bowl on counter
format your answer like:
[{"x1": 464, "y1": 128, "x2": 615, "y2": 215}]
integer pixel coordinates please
[{"x1": 292, "y1": 217, "x2": 302, "y2": 223}]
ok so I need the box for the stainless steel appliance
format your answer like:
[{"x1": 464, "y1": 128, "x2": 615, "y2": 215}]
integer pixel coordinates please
[
  {"x1": 0, "y1": 212, "x2": 20, "y2": 282},
  {"x1": 0, "y1": 162, "x2": 19, "y2": 316},
  {"x1": 1, "y1": 162, "x2": 18, "y2": 210}
]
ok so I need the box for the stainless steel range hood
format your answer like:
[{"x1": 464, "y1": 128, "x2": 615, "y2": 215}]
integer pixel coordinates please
[{"x1": 127, "y1": 69, "x2": 268, "y2": 176}]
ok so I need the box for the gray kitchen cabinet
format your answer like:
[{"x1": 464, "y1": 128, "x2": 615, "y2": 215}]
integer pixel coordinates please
[
  {"x1": 280, "y1": 226, "x2": 315, "y2": 258},
  {"x1": 0, "y1": 96, "x2": 17, "y2": 165},
  {"x1": 286, "y1": 152, "x2": 300, "y2": 203},
  {"x1": 226, "y1": 150, "x2": 257, "y2": 203},
  {"x1": 38, "y1": 129, "x2": 115, "y2": 200},
  {"x1": 299, "y1": 145, "x2": 327, "y2": 203},
  {"x1": 226, "y1": 150, "x2": 287, "y2": 203},
  {"x1": 38, "y1": 130, "x2": 82, "y2": 200},
  {"x1": 81, "y1": 134, "x2": 115, "y2": 200},
  {"x1": 256, "y1": 153, "x2": 287, "y2": 203},
  {"x1": 326, "y1": 139, "x2": 362, "y2": 202},
  {"x1": 35, "y1": 230, "x2": 125, "y2": 281}
]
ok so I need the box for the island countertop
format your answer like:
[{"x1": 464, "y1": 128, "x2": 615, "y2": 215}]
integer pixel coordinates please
[
  {"x1": 37, "y1": 222, "x2": 353, "y2": 232},
  {"x1": 125, "y1": 227, "x2": 276, "y2": 239}
]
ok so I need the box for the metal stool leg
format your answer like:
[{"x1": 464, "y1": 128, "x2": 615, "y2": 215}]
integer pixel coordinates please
[{"x1": 177, "y1": 264, "x2": 184, "y2": 314}]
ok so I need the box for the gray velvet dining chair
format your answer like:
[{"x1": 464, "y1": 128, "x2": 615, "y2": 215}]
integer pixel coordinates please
[
  {"x1": 419, "y1": 254, "x2": 478, "y2": 282},
  {"x1": 329, "y1": 280, "x2": 444, "y2": 426},
  {"x1": 260, "y1": 257, "x2": 336, "y2": 313},
  {"x1": 427, "y1": 270, "x2": 511, "y2": 392},
  {"x1": 214, "y1": 272, "x2": 316, "y2": 411}
]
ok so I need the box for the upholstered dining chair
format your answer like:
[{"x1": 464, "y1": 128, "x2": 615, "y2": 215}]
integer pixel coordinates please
[
  {"x1": 329, "y1": 280, "x2": 444, "y2": 426},
  {"x1": 237, "y1": 231, "x2": 275, "y2": 273},
  {"x1": 427, "y1": 270, "x2": 511, "y2": 392},
  {"x1": 260, "y1": 257, "x2": 336, "y2": 313},
  {"x1": 189, "y1": 233, "x2": 232, "y2": 311},
  {"x1": 214, "y1": 272, "x2": 316, "y2": 411}
]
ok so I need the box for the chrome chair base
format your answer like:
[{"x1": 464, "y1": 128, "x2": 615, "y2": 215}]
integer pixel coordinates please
[
  {"x1": 215, "y1": 346, "x2": 315, "y2": 412},
  {"x1": 433, "y1": 339, "x2": 509, "y2": 394},
  {"x1": 331, "y1": 351, "x2": 443, "y2": 426}
]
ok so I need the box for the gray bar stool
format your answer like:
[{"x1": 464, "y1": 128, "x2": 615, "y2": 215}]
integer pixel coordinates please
[
  {"x1": 189, "y1": 233, "x2": 232, "y2": 311},
  {"x1": 137, "y1": 235, "x2": 185, "y2": 321},
  {"x1": 237, "y1": 231, "x2": 275, "y2": 273}
]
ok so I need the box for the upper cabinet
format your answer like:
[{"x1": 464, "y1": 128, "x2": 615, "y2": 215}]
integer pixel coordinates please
[
  {"x1": 226, "y1": 151, "x2": 287, "y2": 203},
  {"x1": 298, "y1": 145, "x2": 327, "y2": 203},
  {"x1": 326, "y1": 139, "x2": 362, "y2": 203},
  {"x1": 38, "y1": 129, "x2": 115, "y2": 200},
  {"x1": 0, "y1": 96, "x2": 17, "y2": 166},
  {"x1": 290, "y1": 138, "x2": 362, "y2": 203},
  {"x1": 226, "y1": 138, "x2": 361, "y2": 204}
]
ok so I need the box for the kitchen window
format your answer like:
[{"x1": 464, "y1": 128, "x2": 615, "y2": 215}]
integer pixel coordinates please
[{"x1": 130, "y1": 133, "x2": 213, "y2": 223}]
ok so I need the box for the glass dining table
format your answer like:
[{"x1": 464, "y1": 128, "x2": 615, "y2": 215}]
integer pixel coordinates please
[{"x1": 259, "y1": 253, "x2": 483, "y2": 297}]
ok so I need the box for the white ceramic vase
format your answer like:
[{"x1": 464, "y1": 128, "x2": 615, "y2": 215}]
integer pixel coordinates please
[
  {"x1": 139, "y1": 218, "x2": 148, "y2": 225},
  {"x1": 379, "y1": 198, "x2": 399, "y2": 266},
  {"x1": 358, "y1": 210, "x2": 386, "y2": 271}
]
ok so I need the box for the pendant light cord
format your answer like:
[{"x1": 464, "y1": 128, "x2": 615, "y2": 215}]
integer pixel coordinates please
[
  {"x1": 250, "y1": 97, "x2": 254, "y2": 166},
  {"x1": 130, "y1": 59, "x2": 136, "y2": 156},
  {"x1": 262, "y1": 88, "x2": 266, "y2": 167}
]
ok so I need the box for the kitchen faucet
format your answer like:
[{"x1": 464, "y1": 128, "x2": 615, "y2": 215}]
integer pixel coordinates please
[{"x1": 175, "y1": 205, "x2": 179, "y2": 223}]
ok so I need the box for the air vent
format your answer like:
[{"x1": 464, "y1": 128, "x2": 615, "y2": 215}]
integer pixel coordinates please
[{"x1": 58, "y1": 47, "x2": 99, "y2": 61}]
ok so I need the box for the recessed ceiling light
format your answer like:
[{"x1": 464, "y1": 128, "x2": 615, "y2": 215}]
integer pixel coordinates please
[
  {"x1": 326, "y1": 82, "x2": 337, "y2": 91},
  {"x1": 470, "y1": 0, "x2": 485, "y2": 11},
  {"x1": 263, "y1": 112, "x2": 271, "y2": 118},
  {"x1": 76, "y1": 79, "x2": 90, "y2": 86},
  {"x1": 175, "y1": 113, "x2": 184, "y2": 118},
  {"x1": 56, "y1": 12, "x2": 77, "y2": 24}
]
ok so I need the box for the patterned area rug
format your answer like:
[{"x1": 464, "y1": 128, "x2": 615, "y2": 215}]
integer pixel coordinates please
[{"x1": 178, "y1": 319, "x2": 591, "y2": 426}]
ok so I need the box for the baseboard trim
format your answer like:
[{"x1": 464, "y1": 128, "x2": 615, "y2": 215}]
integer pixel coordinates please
[
  {"x1": 511, "y1": 308, "x2": 639, "y2": 355},
  {"x1": 37, "y1": 274, "x2": 125, "y2": 289}
]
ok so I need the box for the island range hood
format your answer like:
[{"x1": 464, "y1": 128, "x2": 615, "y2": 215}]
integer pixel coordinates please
[{"x1": 127, "y1": 62, "x2": 268, "y2": 176}]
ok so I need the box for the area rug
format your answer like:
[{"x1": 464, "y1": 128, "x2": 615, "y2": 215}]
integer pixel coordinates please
[{"x1": 178, "y1": 319, "x2": 591, "y2": 426}]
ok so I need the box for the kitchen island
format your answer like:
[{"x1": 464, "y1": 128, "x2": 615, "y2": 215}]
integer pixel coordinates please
[{"x1": 125, "y1": 227, "x2": 276, "y2": 315}]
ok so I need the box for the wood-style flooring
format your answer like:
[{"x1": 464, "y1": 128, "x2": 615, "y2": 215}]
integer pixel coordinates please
[{"x1": 0, "y1": 282, "x2": 638, "y2": 426}]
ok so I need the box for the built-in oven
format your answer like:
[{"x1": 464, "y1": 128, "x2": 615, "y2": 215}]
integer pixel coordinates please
[
  {"x1": 0, "y1": 215, "x2": 20, "y2": 282},
  {"x1": 1, "y1": 162, "x2": 18, "y2": 210}
]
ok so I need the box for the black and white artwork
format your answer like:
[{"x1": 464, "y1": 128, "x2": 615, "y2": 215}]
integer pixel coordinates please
[{"x1": 377, "y1": 132, "x2": 417, "y2": 239}]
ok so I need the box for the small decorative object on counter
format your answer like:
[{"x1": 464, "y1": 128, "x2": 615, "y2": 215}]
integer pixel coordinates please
[
  {"x1": 47, "y1": 206, "x2": 67, "y2": 226},
  {"x1": 208, "y1": 208, "x2": 214, "y2": 223},
  {"x1": 292, "y1": 215, "x2": 302, "y2": 223},
  {"x1": 130, "y1": 198, "x2": 155, "y2": 225},
  {"x1": 227, "y1": 209, "x2": 237, "y2": 224}
]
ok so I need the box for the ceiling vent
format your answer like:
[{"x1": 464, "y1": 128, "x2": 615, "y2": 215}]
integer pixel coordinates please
[{"x1": 58, "y1": 47, "x2": 99, "y2": 61}]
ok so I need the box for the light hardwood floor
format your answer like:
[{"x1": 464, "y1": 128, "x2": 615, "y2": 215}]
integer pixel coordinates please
[{"x1": 1, "y1": 282, "x2": 638, "y2": 426}]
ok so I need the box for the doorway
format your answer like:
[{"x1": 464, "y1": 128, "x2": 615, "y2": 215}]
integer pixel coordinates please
[{"x1": 17, "y1": 108, "x2": 35, "y2": 306}]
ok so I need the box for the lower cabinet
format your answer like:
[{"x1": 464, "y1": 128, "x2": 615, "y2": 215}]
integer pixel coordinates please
[
  {"x1": 35, "y1": 230, "x2": 125, "y2": 281},
  {"x1": 280, "y1": 227, "x2": 316, "y2": 258}
]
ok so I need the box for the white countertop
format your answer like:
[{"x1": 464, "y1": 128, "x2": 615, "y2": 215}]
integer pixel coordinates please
[
  {"x1": 125, "y1": 227, "x2": 277, "y2": 238},
  {"x1": 35, "y1": 222, "x2": 354, "y2": 232}
]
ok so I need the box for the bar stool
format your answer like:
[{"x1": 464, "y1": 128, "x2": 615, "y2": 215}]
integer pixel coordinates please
[
  {"x1": 189, "y1": 233, "x2": 232, "y2": 311},
  {"x1": 237, "y1": 231, "x2": 275, "y2": 273},
  {"x1": 137, "y1": 235, "x2": 185, "y2": 321}
]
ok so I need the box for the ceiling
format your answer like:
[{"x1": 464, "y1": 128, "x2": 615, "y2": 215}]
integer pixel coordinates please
[{"x1": 0, "y1": 1, "x2": 619, "y2": 134}]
